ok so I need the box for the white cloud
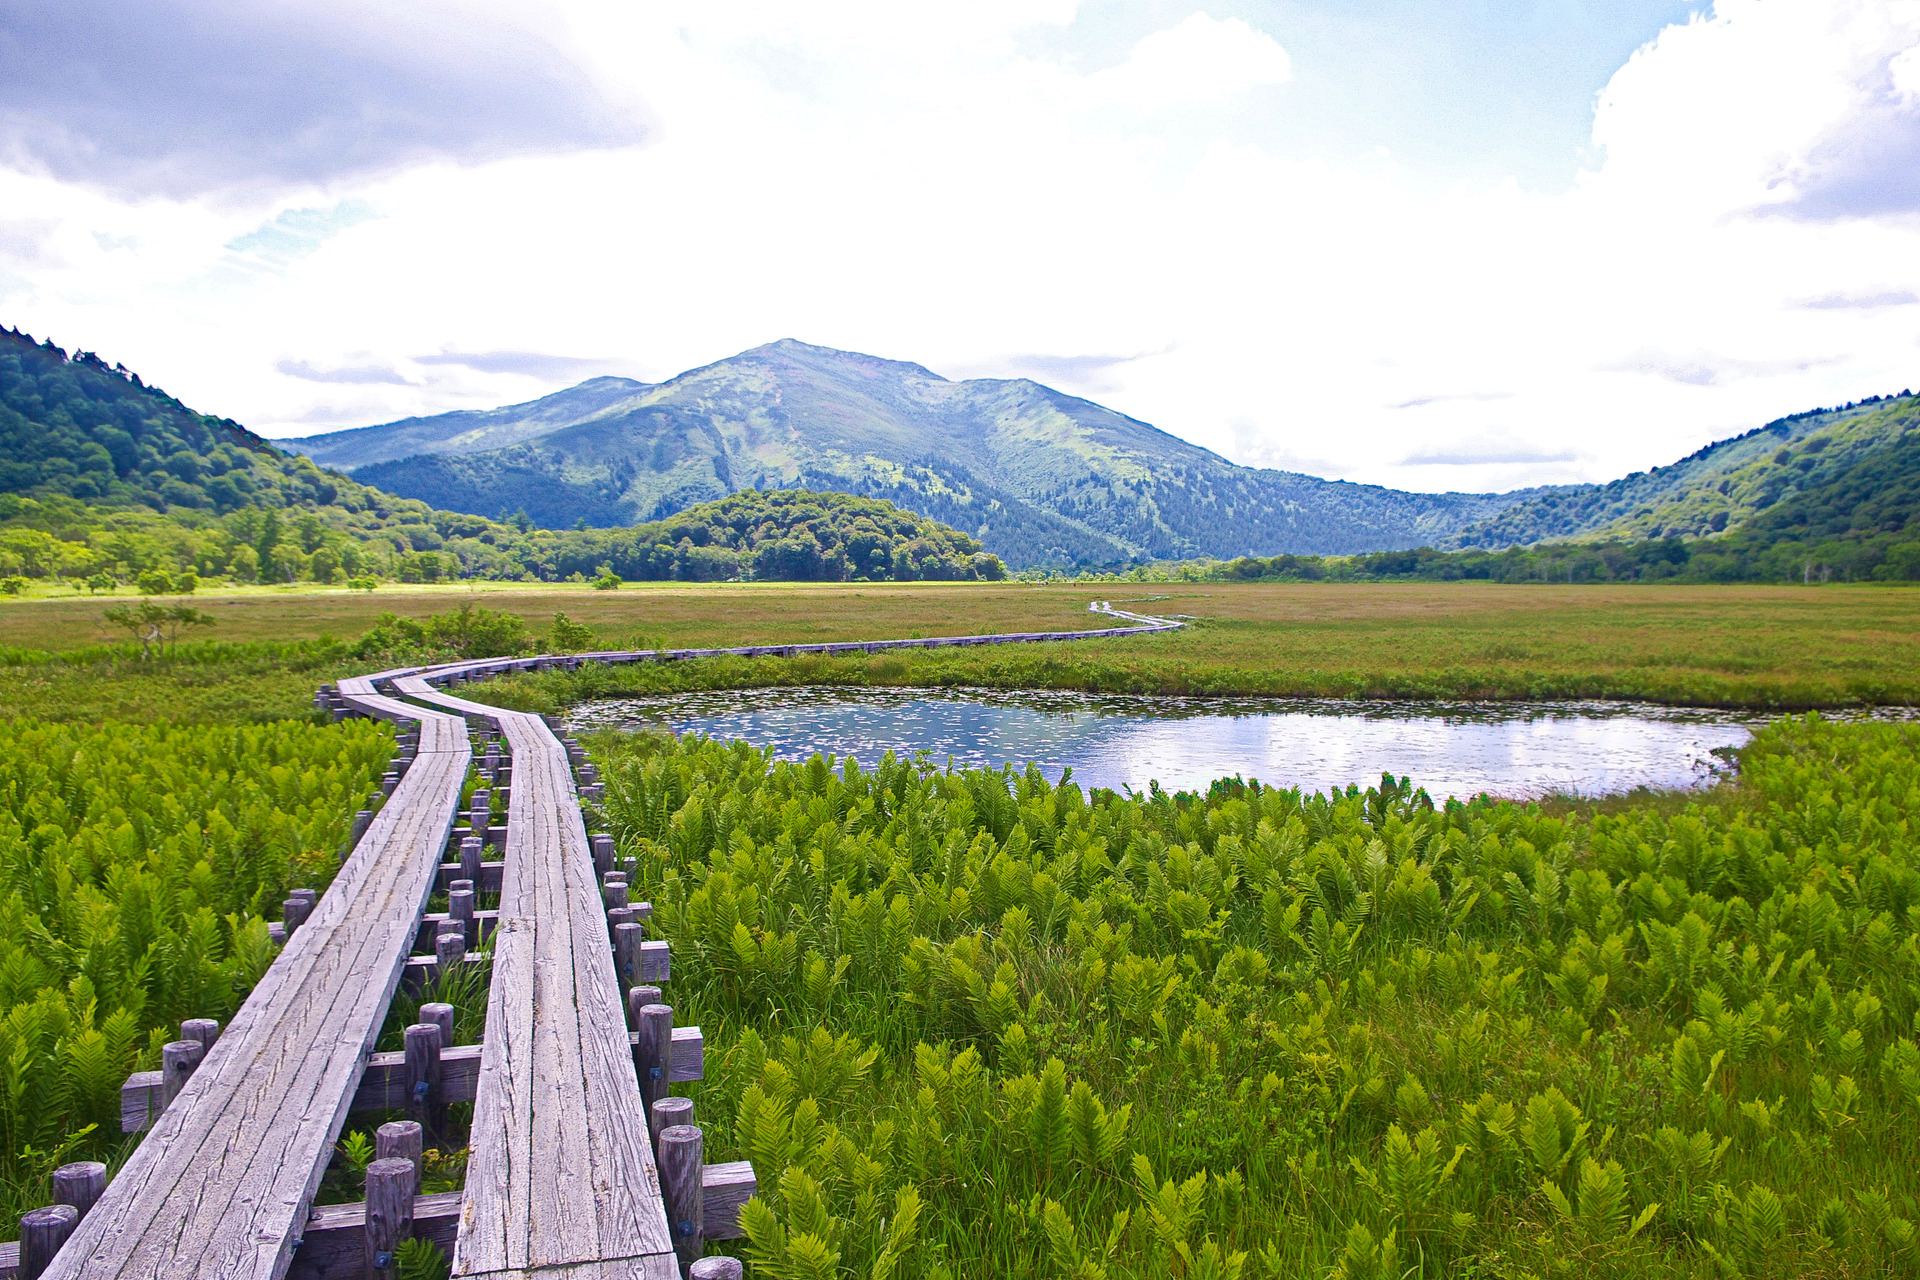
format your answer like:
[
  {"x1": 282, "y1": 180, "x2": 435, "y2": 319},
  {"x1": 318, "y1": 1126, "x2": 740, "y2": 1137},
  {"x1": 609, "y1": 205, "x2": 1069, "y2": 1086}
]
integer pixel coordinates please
[
  {"x1": 1, "y1": 0, "x2": 1918, "y2": 500},
  {"x1": 1075, "y1": 14, "x2": 1292, "y2": 110}
]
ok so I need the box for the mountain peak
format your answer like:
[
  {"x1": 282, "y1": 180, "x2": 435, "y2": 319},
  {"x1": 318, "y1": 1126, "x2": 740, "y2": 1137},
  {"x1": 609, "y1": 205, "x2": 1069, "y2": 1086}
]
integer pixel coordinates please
[
  {"x1": 725, "y1": 337, "x2": 950, "y2": 385},
  {"x1": 290, "y1": 338, "x2": 1524, "y2": 565}
]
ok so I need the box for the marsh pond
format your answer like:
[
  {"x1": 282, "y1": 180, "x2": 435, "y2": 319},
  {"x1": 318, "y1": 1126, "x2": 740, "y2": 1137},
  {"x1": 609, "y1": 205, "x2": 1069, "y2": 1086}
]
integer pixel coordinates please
[{"x1": 558, "y1": 686, "x2": 1831, "y2": 800}]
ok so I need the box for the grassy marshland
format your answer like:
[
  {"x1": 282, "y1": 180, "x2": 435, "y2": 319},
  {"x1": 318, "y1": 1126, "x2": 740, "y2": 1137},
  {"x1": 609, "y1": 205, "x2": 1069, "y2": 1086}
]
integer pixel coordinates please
[
  {"x1": 597, "y1": 714, "x2": 1920, "y2": 1279},
  {"x1": 0, "y1": 718, "x2": 393, "y2": 1225},
  {"x1": 3, "y1": 582, "x2": 1919, "y2": 719}
]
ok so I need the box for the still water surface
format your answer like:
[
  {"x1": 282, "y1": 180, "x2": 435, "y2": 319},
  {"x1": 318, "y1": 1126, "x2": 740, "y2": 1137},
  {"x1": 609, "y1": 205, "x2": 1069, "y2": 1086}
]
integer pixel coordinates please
[{"x1": 567, "y1": 687, "x2": 1797, "y2": 800}]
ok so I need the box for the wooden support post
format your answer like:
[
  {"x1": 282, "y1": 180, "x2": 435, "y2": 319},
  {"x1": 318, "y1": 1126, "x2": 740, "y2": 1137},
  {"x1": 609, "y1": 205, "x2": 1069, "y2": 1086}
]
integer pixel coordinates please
[
  {"x1": 404, "y1": 1023, "x2": 443, "y2": 1139},
  {"x1": 635, "y1": 1004, "x2": 673, "y2": 1111},
  {"x1": 604, "y1": 881, "x2": 628, "y2": 912},
  {"x1": 160, "y1": 1039, "x2": 202, "y2": 1109},
  {"x1": 364, "y1": 1157, "x2": 416, "y2": 1279},
  {"x1": 613, "y1": 922, "x2": 643, "y2": 989},
  {"x1": 628, "y1": 984, "x2": 661, "y2": 1031},
  {"x1": 180, "y1": 1017, "x2": 219, "y2": 1055},
  {"x1": 649, "y1": 1095, "x2": 693, "y2": 1157},
  {"x1": 591, "y1": 832, "x2": 615, "y2": 874},
  {"x1": 691, "y1": 1259, "x2": 745, "y2": 1280},
  {"x1": 18, "y1": 1204, "x2": 79, "y2": 1280},
  {"x1": 350, "y1": 809, "x2": 372, "y2": 846},
  {"x1": 376, "y1": 1120, "x2": 425, "y2": 1185},
  {"x1": 448, "y1": 887, "x2": 475, "y2": 943},
  {"x1": 380, "y1": 771, "x2": 399, "y2": 796},
  {"x1": 434, "y1": 926, "x2": 466, "y2": 973},
  {"x1": 658, "y1": 1125, "x2": 704, "y2": 1274},
  {"x1": 283, "y1": 896, "x2": 311, "y2": 933},
  {"x1": 292, "y1": 887, "x2": 318, "y2": 910},
  {"x1": 608, "y1": 905, "x2": 636, "y2": 935},
  {"x1": 459, "y1": 835, "x2": 483, "y2": 885},
  {"x1": 51, "y1": 1162, "x2": 106, "y2": 1220},
  {"x1": 418, "y1": 1002, "x2": 454, "y2": 1048}
]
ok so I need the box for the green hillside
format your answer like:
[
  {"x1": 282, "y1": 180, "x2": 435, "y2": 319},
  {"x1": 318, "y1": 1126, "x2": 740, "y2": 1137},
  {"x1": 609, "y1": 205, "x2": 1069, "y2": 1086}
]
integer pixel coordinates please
[
  {"x1": 562, "y1": 488, "x2": 1004, "y2": 582},
  {"x1": 0, "y1": 329, "x2": 999, "y2": 587},
  {"x1": 289, "y1": 340, "x2": 1549, "y2": 567},
  {"x1": 2, "y1": 325, "x2": 348, "y2": 514},
  {"x1": 1743, "y1": 426, "x2": 1920, "y2": 542},
  {"x1": 1447, "y1": 392, "x2": 1920, "y2": 548}
]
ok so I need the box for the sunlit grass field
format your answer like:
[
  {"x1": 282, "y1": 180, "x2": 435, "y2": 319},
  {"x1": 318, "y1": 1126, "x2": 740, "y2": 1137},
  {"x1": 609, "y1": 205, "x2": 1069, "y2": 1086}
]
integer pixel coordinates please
[{"x1": 1, "y1": 582, "x2": 1916, "y2": 721}]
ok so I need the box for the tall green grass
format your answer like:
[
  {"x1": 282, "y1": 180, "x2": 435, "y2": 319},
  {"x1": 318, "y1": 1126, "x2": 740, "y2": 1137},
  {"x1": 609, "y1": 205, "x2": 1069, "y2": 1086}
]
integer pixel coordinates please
[
  {"x1": 0, "y1": 718, "x2": 393, "y2": 1230},
  {"x1": 595, "y1": 716, "x2": 1920, "y2": 1278}
]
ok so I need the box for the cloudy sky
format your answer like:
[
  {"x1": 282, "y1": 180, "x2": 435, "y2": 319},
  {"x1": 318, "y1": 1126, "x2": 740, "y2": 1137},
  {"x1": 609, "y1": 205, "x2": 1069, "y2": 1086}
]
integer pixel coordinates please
[{"x1": 1, "y1": 0, "x2": 1917, "y2": 494}]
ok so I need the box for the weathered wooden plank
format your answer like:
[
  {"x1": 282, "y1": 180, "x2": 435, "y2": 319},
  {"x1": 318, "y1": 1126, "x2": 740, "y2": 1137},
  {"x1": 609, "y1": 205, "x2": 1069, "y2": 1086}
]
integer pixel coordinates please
[
  {"x1": 45, "y1": 700, "x2": 471, "y2": 1280},
  {"x1": 392, "y1": 679, "x2": 676, "y2": 1278}
]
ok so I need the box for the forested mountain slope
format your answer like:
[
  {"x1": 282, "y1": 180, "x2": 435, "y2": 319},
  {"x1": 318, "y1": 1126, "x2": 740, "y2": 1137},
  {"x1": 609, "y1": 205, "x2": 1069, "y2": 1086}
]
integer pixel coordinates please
[
  {"x1": 1446, "y1": 392, "x2": 1920, "y2": 548},
  {"x1": 0, "y1": 329, "x2": 997, "y2": 585},
  {"x1": 289, "y1": 340, "x2": 1551, "y2": 567}
]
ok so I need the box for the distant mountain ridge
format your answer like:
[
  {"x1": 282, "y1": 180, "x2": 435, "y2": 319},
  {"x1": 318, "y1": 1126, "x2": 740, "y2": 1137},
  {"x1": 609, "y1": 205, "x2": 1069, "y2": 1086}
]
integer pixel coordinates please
[
  {"x1": 1444, "y1": 392, "x2": 1920, "y2": 549},
  {"x1": 285, "y1": 340, "x2": 1555, "y2": 568}
]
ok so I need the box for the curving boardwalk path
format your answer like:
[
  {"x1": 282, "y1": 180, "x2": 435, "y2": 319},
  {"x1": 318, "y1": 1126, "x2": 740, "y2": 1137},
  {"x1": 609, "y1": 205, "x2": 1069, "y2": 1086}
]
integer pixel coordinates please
[{"x1": 34, "y1": 602, "x2": 1178, "y2": 1280}]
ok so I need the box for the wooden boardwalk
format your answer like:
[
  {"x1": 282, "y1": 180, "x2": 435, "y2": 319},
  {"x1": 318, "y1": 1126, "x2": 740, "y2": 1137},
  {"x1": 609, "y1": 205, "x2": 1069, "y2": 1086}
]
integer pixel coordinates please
[
  {"x1": 394, "y1": 674, "x2": 676, "y2": 1279},
  {"x1": 20, "y1": 604, "x2": 1177, "y2": 1280},
  {"x1": 45, "y1": 679, "x2": 470, "y2": 1280}
]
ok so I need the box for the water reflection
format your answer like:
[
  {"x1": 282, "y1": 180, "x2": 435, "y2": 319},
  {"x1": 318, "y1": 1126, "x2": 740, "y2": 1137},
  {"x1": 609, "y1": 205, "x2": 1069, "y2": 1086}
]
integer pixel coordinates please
[{"x1": 563, "y1": 687, "x2": 1824, "y2": 799}]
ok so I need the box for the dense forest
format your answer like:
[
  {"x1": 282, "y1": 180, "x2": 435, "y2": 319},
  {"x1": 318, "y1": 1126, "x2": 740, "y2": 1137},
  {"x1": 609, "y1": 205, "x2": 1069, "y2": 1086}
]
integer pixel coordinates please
[
  {"x1": 1102, "y1": 415, "x2": 1920, "y2": 586},
  {"x1": 0, "y1": 330, "x2": 1001, "y2": 587}
]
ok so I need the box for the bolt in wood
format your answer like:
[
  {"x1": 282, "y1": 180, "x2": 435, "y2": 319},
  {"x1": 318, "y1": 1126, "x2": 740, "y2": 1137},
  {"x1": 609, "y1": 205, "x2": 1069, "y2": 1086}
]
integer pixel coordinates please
[
  {"x1": 635, "y1": 1004, "x2": 673, "y2": 1111},
  {"x1": 160, "y1": 1039, "x2": 203, "y2": 1109},
  {"x1": 649, "y1": 1094, "x2": 693, "y2": 1157},
  {"x1": 614, "y1": 922, "x2": 643, "y2": 988},
  {"x1": 18, "y1": 1203, "x2": 79, "y2": 1280},
  {"x1": 405, "y1": 1022, "x2": 443, "y2": 1138},
  {"x1": 51, "y1": 1161, "x2": 106, "y2": 1220},
  {"x1": 690, "y1": 1259, "x2": 745, "y2": 1280},
  {"x1": 419, "y1": 1001, "x2": 455, "y2": 1048},
  {"x1": 364, "y1": 1157, "x2": 416, "y2": 1279},
  {"x1": 180, "y1": 1017, "x2": 220, "y2": 1055},
  {"x1": 658, "y1": 1124, "x2": 704, "y2": 1273},
  {"x1": 376, "y1": 1120, "x2": 425, "y2": 1185}
]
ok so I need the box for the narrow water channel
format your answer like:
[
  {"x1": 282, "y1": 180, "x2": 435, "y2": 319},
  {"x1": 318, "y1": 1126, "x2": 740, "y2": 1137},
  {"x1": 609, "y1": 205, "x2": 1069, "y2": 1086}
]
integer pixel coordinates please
[{"x1": 564, "y1": 687, "x2": 1817, "y2": 800}]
